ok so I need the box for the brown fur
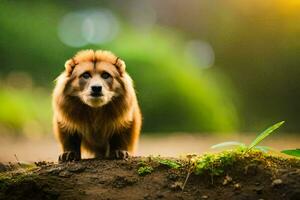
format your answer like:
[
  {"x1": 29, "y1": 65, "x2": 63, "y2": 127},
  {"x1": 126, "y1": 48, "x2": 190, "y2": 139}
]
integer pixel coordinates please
[{"x1": 52, "y1": 49, "x2": 141, "y2": 161}]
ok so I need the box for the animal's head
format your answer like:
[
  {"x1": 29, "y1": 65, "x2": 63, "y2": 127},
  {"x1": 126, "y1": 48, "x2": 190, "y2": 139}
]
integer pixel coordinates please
[{"x1": 63, "y1": 50, "x2": 127, "y2": 108}]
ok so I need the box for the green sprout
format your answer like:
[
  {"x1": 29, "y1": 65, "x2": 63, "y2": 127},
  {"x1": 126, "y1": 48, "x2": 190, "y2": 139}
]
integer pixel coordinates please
[{"x1": 211, "y1": 121, "x2": 285, "y2": 152}]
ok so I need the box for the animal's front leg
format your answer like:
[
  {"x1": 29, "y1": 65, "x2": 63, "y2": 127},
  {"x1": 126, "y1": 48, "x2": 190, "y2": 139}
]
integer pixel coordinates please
[
  {"x1": 113, "y1": 149, "x2": 131, "y2": 159},
  {"x1": 109, "y1": 133, "x2": 131, "y2": 159},
  {"x1": 56, "y1": 123, "x2": 81, "y2": 162}
]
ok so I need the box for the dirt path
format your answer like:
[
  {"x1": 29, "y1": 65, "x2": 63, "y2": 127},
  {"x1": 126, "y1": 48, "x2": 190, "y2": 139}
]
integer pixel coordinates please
[{"x1": 0, "y1": 152, "x2": 299, "y2": 200}]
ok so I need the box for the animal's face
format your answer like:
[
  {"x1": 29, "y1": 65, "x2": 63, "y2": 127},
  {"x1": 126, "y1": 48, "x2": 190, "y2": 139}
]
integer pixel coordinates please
[{"x1": 68, "y1": 61, "x2": 124, "y2": 108}]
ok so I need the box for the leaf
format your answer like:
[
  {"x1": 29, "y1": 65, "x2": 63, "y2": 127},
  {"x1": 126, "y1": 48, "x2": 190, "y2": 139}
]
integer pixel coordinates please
[
  {"x1": 211, "y1": 141, "x2": 246, "y2": 149},
  {"x1": 281, "y1": 149, "x2": 300, "y2": 157},
  {"x1": 157, "y1": 159, "x2": 181, "y2": 169},
  {"x1": 247, "y1": 121, "x2": 285, "y2": 151}
]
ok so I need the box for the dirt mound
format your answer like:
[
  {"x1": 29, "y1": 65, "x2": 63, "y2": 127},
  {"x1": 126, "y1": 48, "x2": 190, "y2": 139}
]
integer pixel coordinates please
[{"x1": 0, "y1": 152, "x2": 299, "y2": 200}]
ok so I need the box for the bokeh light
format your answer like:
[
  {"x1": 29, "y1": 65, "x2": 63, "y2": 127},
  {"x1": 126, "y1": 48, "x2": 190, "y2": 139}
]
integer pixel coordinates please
[
  {"x1": 58, "y1": 12, "x2": 88, "y2": 47},
  {"x1": 127, "y1": 0, "x2": 157, "y2": 32},
  {"x1": 184, "y1": 40, "x2": 215, "y2": 69},
  {"x1": 58, "y1": 9, "x2": 120, "y2": 47},
  {"x1": 82, "y1": 9, "x2": 120, "y2": 44}
]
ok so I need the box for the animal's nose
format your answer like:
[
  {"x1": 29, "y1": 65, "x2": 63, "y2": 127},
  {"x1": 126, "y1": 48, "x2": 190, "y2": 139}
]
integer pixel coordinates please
[{"x1": 91, "y1": 86, "x2": 102, "y2": 93}]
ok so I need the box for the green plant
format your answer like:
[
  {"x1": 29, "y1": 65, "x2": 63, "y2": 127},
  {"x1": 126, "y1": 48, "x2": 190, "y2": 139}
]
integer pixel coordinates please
[
  {"x1": 211, "y1": 121, "x2": 285, "y2": 152},
  {"x1": 194, "y1": 151, "x2": 237, "y2": 176},
  {"x1": 156, "y1": 158, "x2": 182, "y2": 169},
  {"x1": 281, "y1": 149, "x2": 300, "y2": 158},
  {"x1": 137, "y1": 166, "x2": 154, "y2": 176},
  {"x1": 247, "y1": 121, "x2": 285, "y2": 151}
]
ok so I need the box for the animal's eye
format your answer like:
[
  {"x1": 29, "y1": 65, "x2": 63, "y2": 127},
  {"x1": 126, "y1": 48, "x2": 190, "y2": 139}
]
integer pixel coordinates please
[
  {"x1": 81, "y1": 72, "x2": 91, "y2": 79},
  {"x1": 101, "y1": 72, "x2": 111, "y2": 79}
]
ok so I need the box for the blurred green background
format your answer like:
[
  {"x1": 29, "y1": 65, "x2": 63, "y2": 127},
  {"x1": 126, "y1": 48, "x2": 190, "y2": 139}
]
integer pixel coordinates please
[{"x1": 0, "y1": 0, "x2": 299, "y2": 136}]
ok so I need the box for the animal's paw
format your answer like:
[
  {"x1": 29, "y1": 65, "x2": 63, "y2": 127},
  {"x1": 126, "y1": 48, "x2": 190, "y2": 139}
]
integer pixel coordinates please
[
  {"x1": 59, "y1": 151, "x2": 80, "y2": 163},
  {"x1": 113, "y1": 150, "x2": 131, "y2": 160}
]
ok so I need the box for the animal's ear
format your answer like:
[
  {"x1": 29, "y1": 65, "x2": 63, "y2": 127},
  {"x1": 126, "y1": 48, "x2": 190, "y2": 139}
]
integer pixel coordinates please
[
  {"x1": 64, "y1": 59, "x2": 76, "y2": 76},
  {"x1": 115, "y1": 57, "x2": 126, "y2": 76}
]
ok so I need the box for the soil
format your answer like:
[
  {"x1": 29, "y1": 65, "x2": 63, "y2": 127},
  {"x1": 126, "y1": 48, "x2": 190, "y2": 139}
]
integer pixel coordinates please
[{"x1": 0, "y1": 153, "x2": 299, "y2": 200}]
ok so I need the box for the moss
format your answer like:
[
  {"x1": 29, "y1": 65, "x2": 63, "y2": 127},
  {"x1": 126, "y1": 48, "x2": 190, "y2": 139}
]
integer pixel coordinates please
[
  {"x1": 191, "y1": 148, "x2": 300, "y2": 176},
  {"x1": 0, "y1": 172, "x2": 39, "y2": 192},
  {"x1": 0, "y1": 164, "x2": 39, "y2": 191},
  {"x1": 194, "y1": 150, "x2": 239, "y2": 176},
  {"x1": 137, "y1": 159, "x2": 155, "y2": 176},
  {"x1": 135, "y1": 149, "x2": 300, "y2": 178},
  {"x1": 138, "y1": 166, "x2": 154, "y2": 176},
  {"x1": 0, "y1": 173, "x2": 11, "y2": 190}
]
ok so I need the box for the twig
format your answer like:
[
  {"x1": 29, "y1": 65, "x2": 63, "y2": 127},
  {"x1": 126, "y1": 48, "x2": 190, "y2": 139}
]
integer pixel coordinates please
[
  {"x1": 182, "y1": 170, "x2": 191, "y2": 191},
  {"x1": 210, "y1": 164, "x2": 214, "y2": 185},
  {"x1": 14, "y1": 154, "x2": 22, "y2": 167}
]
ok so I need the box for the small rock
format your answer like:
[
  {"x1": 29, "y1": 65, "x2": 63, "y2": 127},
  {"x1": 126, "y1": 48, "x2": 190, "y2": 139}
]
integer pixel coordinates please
[
  {"x1": 68, "y1": 164, "x2": 86, "y2": 173},
  {"x1": 59, "y1": 170, "x2": 73, "y2": 178},
  {"x1": 222, "y1": 175, "x2": 233, "y2": 185},
  {"x1": 234, "y1": 183, "x2": 241, "y2": 190},
  {"x1": 167, "y1": 173, "x2": 179, "y2": 181},
  {"x1": 170, "y1": 181, "x2": 183, "y2": 191},
  {"x1": 254, "y1": 186, "x2": 264, "y2": 194},
  {"x1": 272, "y1": 179, "x2": 283, "y2": 187},
  {"x1": 156, "y1": 193, "x2": 164, "y2": 198},
  {"x1": 201, "y1": 195, "x2": 209, "y2": 199},
  {"x1": 112, "y1": 176, "x2": 137, "y2": 188},
  {"x1": 46, "y1": 166, "x2": 64, "y2": 175}
]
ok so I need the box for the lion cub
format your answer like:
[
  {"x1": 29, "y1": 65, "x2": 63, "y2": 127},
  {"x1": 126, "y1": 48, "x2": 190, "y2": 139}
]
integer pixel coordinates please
[{"x1": 52, "y1": 50, "x2": 141, "y2": 162}]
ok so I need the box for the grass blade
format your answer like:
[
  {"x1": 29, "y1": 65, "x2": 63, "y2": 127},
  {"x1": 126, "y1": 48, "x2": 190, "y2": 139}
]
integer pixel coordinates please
[
  {"x1": 247, "y1": 121, "x2": 285, "y2": 151},
  {"x1": 281, "y1": 149, "x2": 300, "y2": 158},
  {"x1": 211, "y1": 141, "x2": 246, "y2": 149}
]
